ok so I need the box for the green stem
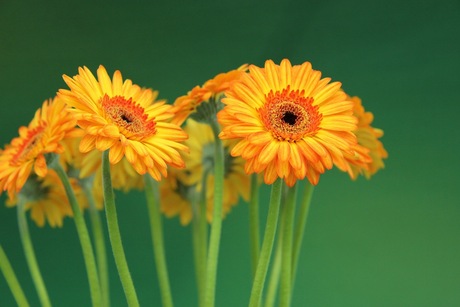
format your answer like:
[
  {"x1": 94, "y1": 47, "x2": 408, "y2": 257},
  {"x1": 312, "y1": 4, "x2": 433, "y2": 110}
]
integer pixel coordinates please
[
  {"x1": 204, "y1": 119, "x2": 224, "y2": 307},
  {"x1": 291, "y1": 182, "x2": 314, "y2": 287},
  {"x1": 279, "y1": 183, "x2": 297, "y2": 307},
  {"x1": 144, "y1": 174, "x2": 174, "y2": 307},
  {"x1": 52, "y1": 161, "x2": 101, "y2": 307},
  {"x1": 192, "y1": 171, "x2": 208, "y2": 307},
  {"x1": 248, "y1": 178, "x2": 283, "y2": 307},
  {"x1": 102, "y1": 151, "x2": 139, "y2": 307},
  {"x1": 0, "y1": 244, "x2": 30, "y2": 307},
  {"x1": 263, "y1": 210, "x2": 283, "y2": 307},
  {"x1": 249, "y1": 173, "x2": 260, "y2": 278},
  {"x1": 192, "y1": 206, "x2": 203, "y2": 306},
  {"x1": 17, "y1": 200, "x2": 51, "y2": 307},
  {"x1": 83, "y1": 183, "x2": 110, "y2": 307},
  {"x1": 199, "y1": 172, "x2": 209, "y2": 266}
]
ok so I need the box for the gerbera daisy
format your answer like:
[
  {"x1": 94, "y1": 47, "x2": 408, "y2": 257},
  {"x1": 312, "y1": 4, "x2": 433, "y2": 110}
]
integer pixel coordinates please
[
  {"x1": 172, "y1": 64, "x2": 248, "y2": 126},
  {"x1": 341, "y1": 95, "x2": 388, "y2": 179},
  {"x1": 218, "y1": 59, "x2": 359, "y2": 186},
  {"x1": 0, "y1": 97, "x2": 80, "y2": 198},
  {"x1": 58, "y1": 65, "x2": 188, "y2": 181},
  {"x1": 160, "y1": 119, "x2": 250, "y2": 225},
  {"x1": 6, "y1": 170, "x2": 86, "y2": 227}
]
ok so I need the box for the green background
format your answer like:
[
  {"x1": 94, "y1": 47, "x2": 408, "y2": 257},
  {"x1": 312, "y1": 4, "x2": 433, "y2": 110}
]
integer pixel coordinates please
[{"x1": 1, "y1": 0, "x2": 459, "y2": 306}]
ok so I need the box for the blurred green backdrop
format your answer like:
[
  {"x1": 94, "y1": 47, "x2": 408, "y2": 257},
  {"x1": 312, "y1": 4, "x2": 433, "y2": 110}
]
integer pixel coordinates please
[{"x1": 1, "y1": 0, "x2": 459, "y2": 306}]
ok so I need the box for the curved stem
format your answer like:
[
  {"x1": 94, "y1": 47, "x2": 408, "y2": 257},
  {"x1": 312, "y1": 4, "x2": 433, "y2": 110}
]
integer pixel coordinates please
[
  {"x1": 17, "y1": 199, "x2": 51, "y2": 307},
  {"x1": 0, "y1": 244, "x2": 30, "y2": 307},
  {"x1": 83, "y1": 184, "x2": 110, "y2": 307},
  {"x1": 291, "y1": 182, "x2": 314, "y2": 287},
  {"x1": 52, "y1": 162, "x2": 101, "y2": 307},
  {"x1": 144, "y1": 174, "x2": 174, "y2": 307},
  {"x1": 249, "y1": 173, "x2": 260, "y2": 278},
  {"x1": 102, "y1": 151, "x2": 139, "y2": 307},
  {"x1": 249, "y1": 178, "x2": 283, "y2": 307},
  {"x1": 279, "y1": 183, "x2": 297, "y2": 307},
  {"x1": 204, "y1": 119, "x2": 224, "y2": 307}
]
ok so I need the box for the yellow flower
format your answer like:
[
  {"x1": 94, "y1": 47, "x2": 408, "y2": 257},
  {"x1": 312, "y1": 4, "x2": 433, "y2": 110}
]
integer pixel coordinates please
[
  {"x1": 172, "y1": 64, "x2": 248, "y2": 126},
  {"x1": 218, "y1": 59, "x2": 358, "y2": 187},
  {"x1": 6, "y1": 171, "x2": 83, "y2": 228},
  {"x1": 58, "y1": 65, "x2": 188, "y2": 181},
  {"x1": 341, "y1": 96, "x2": 388, "y2": 179},
  {"x1": 0, "y1": 97, "x2": 80, "y2": 198},
  {"x1": 160, "y1": 119, "x2": 250, "y2": 225}
]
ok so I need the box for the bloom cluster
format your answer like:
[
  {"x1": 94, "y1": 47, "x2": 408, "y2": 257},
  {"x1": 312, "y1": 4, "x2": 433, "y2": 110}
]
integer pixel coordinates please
[{"x1": 0, "y1": 59, "x2": 387, "y2": 307}]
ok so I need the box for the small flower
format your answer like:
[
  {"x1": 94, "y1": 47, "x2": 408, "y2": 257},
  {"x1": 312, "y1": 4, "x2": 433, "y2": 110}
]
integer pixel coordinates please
[
  {"x1": 6, "y1": 171, "x2": 83, "y2": 227},
  {"x1": 172, "y1": 64, "x2": 248, "y2": 126},
  {"x1": 218, "y1": 59, "x2": 358, "y2": 186},
  {"x1": 58, "y1": 65, "x2": 188, "y2": 181},
  {"x1": 341, "y1": 96, "x2": 388, "y2": 179},
  {"x1": 160, "y1": 119, "x2": 249, "y2": 225},
  {"x1": 0, "y1": 97, "x2": 80, "y2": 198}
]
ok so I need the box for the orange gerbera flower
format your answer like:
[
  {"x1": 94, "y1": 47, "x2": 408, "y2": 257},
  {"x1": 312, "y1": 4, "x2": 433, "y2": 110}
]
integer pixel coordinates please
[
  {"x1": 218, "y1": 59, "x2": 359, "y2": 186},
  {"x1": 58, "y1": 65, "x2": 188, "y2": 181},
  {"x1": 341, "y1": 96, "x2": 388, "y2": 179},
  {"x1": 172, "y1": 64, "x2": 248, "y2": 126},
  {"x1": 0, "y1": 97, "x2": 80, "y2": 198}
]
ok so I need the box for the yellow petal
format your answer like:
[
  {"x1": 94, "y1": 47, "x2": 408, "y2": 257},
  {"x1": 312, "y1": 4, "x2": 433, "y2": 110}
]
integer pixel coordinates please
[
  {"x1": 101, "y1": 124, "x2": 120, "y2": 138},
  {"x1": 80, "y1": 135, "x2": 97, "y2": 153},
  {"x1": 34, "y1": 155, "x2": 48, "y2": 177},
  {"x1": 278, "y1": 142, "x2": 290, "y2": 162},
  {"x1": 97, "y1": 65, "x2": 113, "y2": 97},
  {"x1": 109, "y1": 144, "x2": 125, "y2": 164},
  {"x1": 257, "y1": 141, "x2": 279, "y2": 166},
  {"x1": 95, "y1": 136, "x2": 117, "y2": 151},
  {"x1": 288, "y1": 143, "x2": 303, "y2": 170}
]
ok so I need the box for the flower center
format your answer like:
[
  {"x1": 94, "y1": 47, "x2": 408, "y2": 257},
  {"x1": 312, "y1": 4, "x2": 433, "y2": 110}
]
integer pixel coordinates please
[
  {"x1": 11, "y1": 124, "x2": 46, "y2": 165},
  {"x1": 101, "y1": 94, "x2": 156, "y2": 138},
  {"x1": 260, "y1": 86, "x2": 322, "y2": 141}
]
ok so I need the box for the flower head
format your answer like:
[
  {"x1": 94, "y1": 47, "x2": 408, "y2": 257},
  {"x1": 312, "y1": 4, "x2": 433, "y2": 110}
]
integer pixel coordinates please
[
  {"x1": 6, "y1": 171, "x2": 83, "y2": 227},
  {"x1": 341, "y1": 96, "x2": 388, "y2": 179},
  {"x1": 218, "y1": 59, "x2": 358, "y2": 186},
  {"x1": 0, "y1": 97, "x2": 80, "y2": 198},
  {"x1": 58, "y1": 65, "x2": 188, "y2": 181},
  {"x1": 172, "y1": 64, "x2": 248, "y2": 126},
  {"x1": 161, "y1": 119, "x2": 249, "y2": 225}
]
